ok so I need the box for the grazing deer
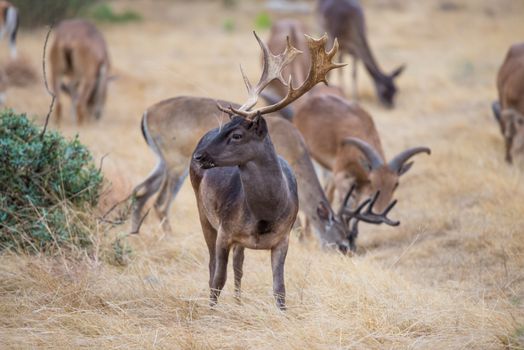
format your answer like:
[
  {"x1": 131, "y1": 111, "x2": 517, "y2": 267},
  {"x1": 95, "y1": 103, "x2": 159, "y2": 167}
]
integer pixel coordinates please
[
  {"x1": 293, "y1": 92, "x2": 430, "y2": 217},
  {"x1": 190, "y1": 32, "x2": 343, "y2": 309},
  {"x1": 0, "y1": 1, "x2": 18, "y2": 59},
  {"x1": 317, "y1": 0, "x2": 405, "y2": 107},
  {"x1": 492, "y1": 42, "x2": 524, "y2": 164},
  {"x1": 49, "y1": 19, "x2": 111, "y2": 125}
]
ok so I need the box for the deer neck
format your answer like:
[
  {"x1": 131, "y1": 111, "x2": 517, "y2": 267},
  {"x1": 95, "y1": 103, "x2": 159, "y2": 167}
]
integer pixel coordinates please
[
  {"x1": 238, "y1": 136, "x2": 288, "y2": 221},
  {"x1": 356, "y1": 36, "x2": 389, "y2": 86}
]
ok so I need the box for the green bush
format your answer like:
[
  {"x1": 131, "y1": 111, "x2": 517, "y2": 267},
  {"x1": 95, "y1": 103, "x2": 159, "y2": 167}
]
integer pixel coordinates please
[
  {"x1": 9, "y1": 0, "x2": 96, "y2": 28},
  {"x1": 0, "y1": 110, "x2": 103, "y2": 252},
  {"x1": 255, "y1": 12, "x2": 271, "y2": 30},
  {"x1": 88, "y1": 3, "x2": 142, "y2": 23}
]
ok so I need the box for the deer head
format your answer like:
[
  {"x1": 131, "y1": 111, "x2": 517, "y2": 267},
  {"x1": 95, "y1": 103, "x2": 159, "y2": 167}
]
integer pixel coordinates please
[
  {"x1": 375, "y1": 64, "x2": 405, "y2": 108},
  {"x1": 343, "y1": 137, "x2": 430, "y2": 212}
]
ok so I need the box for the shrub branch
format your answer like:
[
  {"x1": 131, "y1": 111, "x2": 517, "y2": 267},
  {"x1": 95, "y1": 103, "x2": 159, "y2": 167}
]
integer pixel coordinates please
[{"x1": 41, "y1": 22, "x2": 55, "y2": 139}]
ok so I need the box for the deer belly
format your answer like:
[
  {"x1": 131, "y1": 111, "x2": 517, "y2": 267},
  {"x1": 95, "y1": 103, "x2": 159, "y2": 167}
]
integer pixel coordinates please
[{"x1": 234, "y1": 229, "x2": 287, "y2": 250}]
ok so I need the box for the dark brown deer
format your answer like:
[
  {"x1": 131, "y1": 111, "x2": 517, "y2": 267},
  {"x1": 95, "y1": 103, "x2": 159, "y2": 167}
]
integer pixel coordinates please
[
  {"x1": 0, "y1": 1, "x2": 18, "y2": 59},
  {"x1": 492, "y1": 42, "x2": 524, "y2": 164},
  {"x1": 317, "y1": 0, "x2": 405, "y2": 107},
  {"x1": 132, "y1": 97, "x2": 352, "y2": 251},
  {"x1": 190, "y1": 32, "x2": 344, "y2": 309},
  {"x1": 49, "y1": 19, "x2": 111, "y2": 125}
]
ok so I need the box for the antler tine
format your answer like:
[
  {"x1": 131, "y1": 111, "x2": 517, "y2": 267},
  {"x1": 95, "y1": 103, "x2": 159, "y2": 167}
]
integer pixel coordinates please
[
  {"x1": 338, "y1": 184, "x2": 357, "y2": 216},
  {"x1": 342, "y1": 191, "x2": 399, "y2": 227}
]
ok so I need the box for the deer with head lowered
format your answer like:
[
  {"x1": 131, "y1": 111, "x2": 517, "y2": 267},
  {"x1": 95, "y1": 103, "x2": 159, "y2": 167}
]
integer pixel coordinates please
[
  {"x1": 189, "y1": 32, "x2": 344, "y2": 309},
  {"x1": 293, "y1": 93, "x2": 430, "y2": 237},
  {"x1": 492, "y1": 42, "x2": 524, "y2": 164},
  {"x1": 317, "y1": 0, "x2": 405, "y2": 107},
  {"x1": 49, "y1": 19, "x2": 112, "y2": 125}
]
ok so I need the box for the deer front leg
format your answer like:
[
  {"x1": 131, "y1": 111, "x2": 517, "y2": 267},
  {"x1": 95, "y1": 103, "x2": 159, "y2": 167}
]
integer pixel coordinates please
[
  {"x1": 233, "y1": 245, "x2": 245, "y2": 303},
  {"x1": 210, "y1": 233, "x2": 230, "y2": 307},
  {"x1": 271, "y1": 237, "x2": 289, "y2": 310}
]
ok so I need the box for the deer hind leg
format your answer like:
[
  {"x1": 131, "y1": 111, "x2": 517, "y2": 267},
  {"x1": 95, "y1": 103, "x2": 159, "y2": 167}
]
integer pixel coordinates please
[
  {"x1": 75, "y1": 78, "x2": 96, "y2": 125},
  {"x1": 130, "y1": 160, "x2": 166, "y2": 234},
  {"x1": 232, "y1": 245, "x2": 245, "y2": 303},
  {"x1": 210, "y1": 233, "x2": 230, "y2": 307},
  {"x1": 271, "y1": 238, "x2": 289, "y2": 311},
  {"x1": 49, "y1": 46, "x2": 63, "y2": 125},
  {"x1": 351, "y1": 55, "x2": 358, "y2": 101},
  {"x1": 153, "y1": 169, "x2": 188, "y2": 234}
]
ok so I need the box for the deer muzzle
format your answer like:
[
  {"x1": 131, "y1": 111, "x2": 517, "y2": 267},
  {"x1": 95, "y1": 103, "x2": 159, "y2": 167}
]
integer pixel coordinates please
[{"x1": 193, "y1": 152, "x2": 216, "y2": 169}]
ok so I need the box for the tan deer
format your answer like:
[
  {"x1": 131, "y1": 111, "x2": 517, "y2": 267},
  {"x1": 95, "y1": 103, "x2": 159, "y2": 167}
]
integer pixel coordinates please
[
  {"x1": 293, "y1": 93, "x2": 430, "y2": 217},
  {"x1": 317, "y1": 0, "x2": 405, "y2": 107},
  {"x1": 189, "y1": 32, "x2": 346, "y2": 309},
  {"x1": 0, "y1": 1, "x2": 18, "y2": 59},
  {"x1": 492, "y1": 42, "x2": 524, "y2": 164},
  {"x1": 49, "y1": 19, "x2": 111, "y2": 125}
]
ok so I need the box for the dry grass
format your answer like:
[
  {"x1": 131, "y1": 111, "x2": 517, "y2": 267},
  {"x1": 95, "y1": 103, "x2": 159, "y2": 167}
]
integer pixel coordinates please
[
  {"x1": 1, "y1": 0, "x2": 523, "y2": 348},
  {"x1": 3, "y1": 55, "x2": 38, "y2": 87}
]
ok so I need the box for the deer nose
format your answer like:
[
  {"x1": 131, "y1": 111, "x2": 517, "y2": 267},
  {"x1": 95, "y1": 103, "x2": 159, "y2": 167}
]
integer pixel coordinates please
[
  {"x1": 193, "y1": 152, "x2": 204, "y2": 161},
  {"x1": 338, "y1": 242, "x2": 349, "y2": 254}
]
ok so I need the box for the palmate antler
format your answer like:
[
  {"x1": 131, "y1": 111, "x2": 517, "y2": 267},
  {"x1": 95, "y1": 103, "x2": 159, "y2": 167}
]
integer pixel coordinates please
[{"x1": 218, "y1": 31, "x2": 345, "y2": 120}]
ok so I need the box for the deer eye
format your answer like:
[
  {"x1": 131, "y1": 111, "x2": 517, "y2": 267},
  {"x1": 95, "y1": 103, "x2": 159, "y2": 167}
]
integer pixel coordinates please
[
  {"x1": 231, "y1": 133, "x2": 243, "y2": 141},
  {"x1": 517, "y1": 118, "x2": 524, "y2": 126}
]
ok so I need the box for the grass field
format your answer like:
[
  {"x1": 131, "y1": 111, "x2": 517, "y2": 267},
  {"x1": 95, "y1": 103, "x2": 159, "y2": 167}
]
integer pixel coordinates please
[{"x1": 1, "y1": 0, "x2": 523, "y2": 348}]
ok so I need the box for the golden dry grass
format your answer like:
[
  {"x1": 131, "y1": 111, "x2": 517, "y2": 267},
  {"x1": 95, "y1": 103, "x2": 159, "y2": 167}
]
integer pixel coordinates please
[{"x1": 1, "y1": 0, "x2": 523, "y2": 348}]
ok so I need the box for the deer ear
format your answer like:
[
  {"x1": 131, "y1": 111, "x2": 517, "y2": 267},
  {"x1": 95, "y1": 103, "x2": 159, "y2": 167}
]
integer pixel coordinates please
[
  {"x1": 391, "y1": 64, "x2": 405, "y2": 79},
  {"x1": 252, "y1": 115, "x2": 268, "y2": 138},
  {"x1": 317, "y1": 201, "x2": 333, "y2": 223}
]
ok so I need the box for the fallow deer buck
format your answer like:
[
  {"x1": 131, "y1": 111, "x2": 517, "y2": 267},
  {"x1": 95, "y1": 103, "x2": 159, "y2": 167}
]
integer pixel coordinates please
[
  {"x1": 132, "y1": 97, "x2": 351, "y2": 250},
  {"x1": 317, "y1": 0, "x2": 405, "y2": 107},
  {"x1": 49, "y1": 19, "x2": 111, "y2": 125},
  {"x1": 0, "y1": 1, "x2": 18, "y2": 59},
  {"x1": 190, "y1": 32, "x2": 345, "y2": 309},
  {"x1": 293, "y1": 93, "x2": 430, "y2": 244},
  {"x1": 492, "y1": 42, "x2": 524, "y2": 164}
]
